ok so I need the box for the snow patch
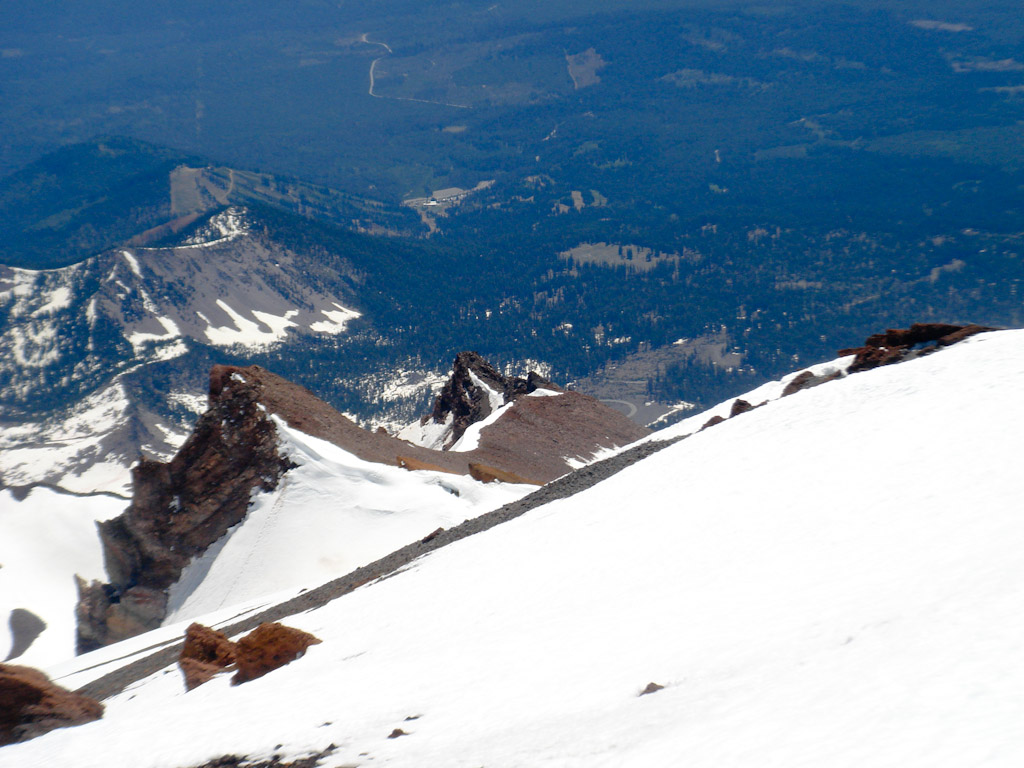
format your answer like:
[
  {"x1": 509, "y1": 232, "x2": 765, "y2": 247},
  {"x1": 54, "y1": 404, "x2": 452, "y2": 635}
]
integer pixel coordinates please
[
  {"x1": 308, "y1": 302, "x2": 361, "y2": 334},
  {"x1": 121, "y1": 250, "x2": 142, "y2": 278},
  {"x1": 31, "y1": 286, "x2": 72, "y2": 316}
]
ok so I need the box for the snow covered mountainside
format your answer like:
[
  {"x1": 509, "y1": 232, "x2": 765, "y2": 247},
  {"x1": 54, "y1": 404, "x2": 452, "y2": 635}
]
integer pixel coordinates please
[
  {"x1": 0, "y1": 207, "x2": 360, "y2": 412},
  {"x1": 2, "y1": 355, "x2": 644, "y2": 667},
  {"x1": 4, "y1": 327, "x2": 1022, "y2": 766},
  {"x1": 0, "y1": 205, "x2": 371, "y2": 496}
]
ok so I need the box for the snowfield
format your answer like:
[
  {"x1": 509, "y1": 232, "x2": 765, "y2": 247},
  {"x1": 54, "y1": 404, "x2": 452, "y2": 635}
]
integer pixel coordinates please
[
  {"x1": 164, "y1": 417, "x2": 533, "y2": 624},
  {"x1": 0, "y1": 488, "x2": 125, "y2": 666},
  {"x1": 3, "y1": 329, "x2": 1024, "y2": 767}
]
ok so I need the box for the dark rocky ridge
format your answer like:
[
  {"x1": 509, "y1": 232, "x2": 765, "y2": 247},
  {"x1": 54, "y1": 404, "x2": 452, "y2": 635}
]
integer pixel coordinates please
[
  {"x1": 76, "y1": 357, "x2": 649, "y2": 653},
  {"x1": 77, "y1": 366, "x2": 296, "y2": 653},
  {"x1": 839, "y1": 323, "x2": 994, "y2": 373},
  {"x1": 426, "y1": 351, "x2": 560, "y2": 448}
]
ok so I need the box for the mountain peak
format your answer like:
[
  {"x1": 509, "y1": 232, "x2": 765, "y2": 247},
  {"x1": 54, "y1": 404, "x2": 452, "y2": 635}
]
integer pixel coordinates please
[{"x1": 417, "y1": 351, "x2": 561, "y2": 450}]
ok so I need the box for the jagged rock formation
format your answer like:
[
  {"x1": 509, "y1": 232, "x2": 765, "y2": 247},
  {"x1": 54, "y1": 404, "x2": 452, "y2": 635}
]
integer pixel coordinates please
[
  {"x1": 425, "y1": 352, "x2": 560, "y2": 449},
  {"x1": 0, "y1": 664, "x2": 103, "y2": 745},
  {"x1": 403, "y1": 352, "x2": 650, "y2": 478},
  {"x1": 76, "y1": 367, "x2": 296, "y2": 653},
  {"x1": 76, "y1": 359, "x2": 649, "y2": 652},
  {"x1": 839, "y1": 323, "x2": 994, "y2": 373}
]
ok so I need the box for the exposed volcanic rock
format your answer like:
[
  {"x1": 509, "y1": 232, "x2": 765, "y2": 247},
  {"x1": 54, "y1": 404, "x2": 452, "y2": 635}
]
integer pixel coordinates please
[
  {"x1": 177, "y1": 622, "x2": 320, "y2": 690},
  {"x1": 839, "y1": 323, "x2": 994, "y2": 373},
  {"x1": 76, "y1": 367, "x2": 296, "y2": 653},
  {"x1": 729, "y1": 399, "x2": 756, "y2": 418},
  {"x1": 0, "y1": 663, "x2": 103, "y2": 745},
  {"x1": 232, "y1": 622, "x2": 321, "y2": 685},
  {"x1": 425, "y1": 352, "x2": 560, "y2": 449},
  {"x1": 466, "y1": 387, "x2": 650, "y2": 483},
  {"x1": 781, "y1": 368, "x2": 844, "y2": 398},
  {"x1": 76, "y1": 359, "x2": 649, "y2": 652},
  {"x1": 700, "y1": 415, "x2": 726, "y2": 431},
  {"x1": 179, "y1": 623, "x2": 237, "y2": 691}
]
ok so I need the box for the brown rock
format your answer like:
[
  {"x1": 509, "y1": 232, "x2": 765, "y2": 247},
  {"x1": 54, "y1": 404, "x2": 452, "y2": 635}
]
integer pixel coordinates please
[
  {"x1": 0, "y1": 663, "x2": 104, "y2": 745},
  {"x1": 182, "y1": 622, "x2": 237, "y2": 667},
  {"x1": 420, "y1": 527, "x2": 445, "y2": 544},
  {"x1": 468, "y1": 463, "x2": 539, "y2": 485},
  {"x1": 839, "y1": 323, "x2": 995, "y2": 373},
  {"x1": 781, "y1": 368, "x2": 844, "y2": 397},
  {"x1": 179, "y1": 657, "x2": 229, "y2": 692},
  {"x1": 388, "y1": 728, "x2": 408, "y2": 739},
  {"x1": 729, "y1": 399, "x2": 756, "y2": 417},
  {"x1": 639, "y1": 682, "x2": 665, "y2": 696},
  {"x1": 77, "y1": 367, "x2": 297, "y2": 652},
  {"x1": 396, "y1": 455, "x2": 459, "y2": 474},
  {"x1": 700, "y1": 415, "x2": 726, "y2": 431},
  {"x1": 232, "y1": 623, "x2": 321, "y2": 685},
  {"x1": 177, "y1": 624, "x2": 238, "y2": 690},
  {"x1": 781, "y1": 371, "x2": 816, "y2": 397}
]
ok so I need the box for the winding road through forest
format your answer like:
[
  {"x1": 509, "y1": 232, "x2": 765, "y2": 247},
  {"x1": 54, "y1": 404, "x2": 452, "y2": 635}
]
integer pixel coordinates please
[{"x1": 361, "y1": 33, "x2": 471, "y2": 109}]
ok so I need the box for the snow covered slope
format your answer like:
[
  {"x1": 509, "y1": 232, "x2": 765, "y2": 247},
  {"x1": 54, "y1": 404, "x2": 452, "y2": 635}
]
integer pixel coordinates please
[
  {"x1": 5, "y1": 328, "x2": 1022, "y2": 766},
  {"x1": 0, "y1": 489, "x2": 125, "y2": 667},
  {"x1": 163, "y1": 417, "x2": 531, "y2": 625}
]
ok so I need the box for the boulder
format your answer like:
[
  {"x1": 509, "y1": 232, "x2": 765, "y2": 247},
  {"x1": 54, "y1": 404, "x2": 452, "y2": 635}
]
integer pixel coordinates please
[
  {"x1": 232, "y1": 623, "x2": 322, "y2": 685},
  {"x1": 0, "y1": 663, "x2": 103, "y2": 745}
]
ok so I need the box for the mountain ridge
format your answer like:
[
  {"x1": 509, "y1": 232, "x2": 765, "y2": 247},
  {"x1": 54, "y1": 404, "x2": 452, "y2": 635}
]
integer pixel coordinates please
[{"x1": 4, "y1": 326, "x2": 1020, "y2": 766}]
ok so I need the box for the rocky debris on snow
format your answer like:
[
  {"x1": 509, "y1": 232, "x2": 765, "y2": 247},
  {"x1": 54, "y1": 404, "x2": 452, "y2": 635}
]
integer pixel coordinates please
[
  {"x1": 639, "y1": 682, "x2": 665, "y2": 696},
  {"x1": 177, "y1": 622, "x2": 320, "y2": 689},
  {"x1": 468, "y1": 463, "x2": 535, "y2": 485},
  {"x1": 781, "y1": 368, "x2": 844, "y2": 397},
  {"x1": 189, "y1": 745, "x2": 337, "y2": 768},
  {"x1": 695, "y1": 324, "x2": 991, "y2": 436},
  {"x1": 700, "y1": 414, "x2": 726, "y2": 431},
  {"x1": 729, "y1": 399, "x2": 757, "y2": 418},
  {"x1": 0, "y1": 663, "x2": 104, "y2": 745},
  {"x1": 179, "y1": 623, "x2": 237, "y2": 691},
  {"x1": 839, "y1": 323, "x2": 994, "y2": 373},
  {"x1": 232, "y1": 623, "x2": 322, "y2": 685},
  {"x1": 388, "y1": 728, "x2": 409, "y2": 739}
]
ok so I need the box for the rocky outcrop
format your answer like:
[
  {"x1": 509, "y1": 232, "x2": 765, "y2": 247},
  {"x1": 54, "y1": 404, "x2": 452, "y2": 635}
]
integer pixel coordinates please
[
  {"x1": 424, "y1": 352, "x2": 560, "y2": 449},
  {"x1": 179, "y1": 623, "x2": 237, "y2": 691},
  {"x1": 0, "y1": 664, "x2": 103, "y2": 745},
  {"x1": 76, "y1": 366, "x2": 295, "y2": 653},
  {"x1": 839, "y1": 323, "x2": 994, "y2": 373},
  {"x1": 76, "y1": 359, "x2": 649, "y2": 652},
  {"x1": 177, "y1": 622, "x2": 320, "y2": 689},
  {"x1": 232, "y1": 622, "x2": 321, "y2": 685},
  {"x1": 780, "y1": 368, "x2": 844, "y2": 397}
]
